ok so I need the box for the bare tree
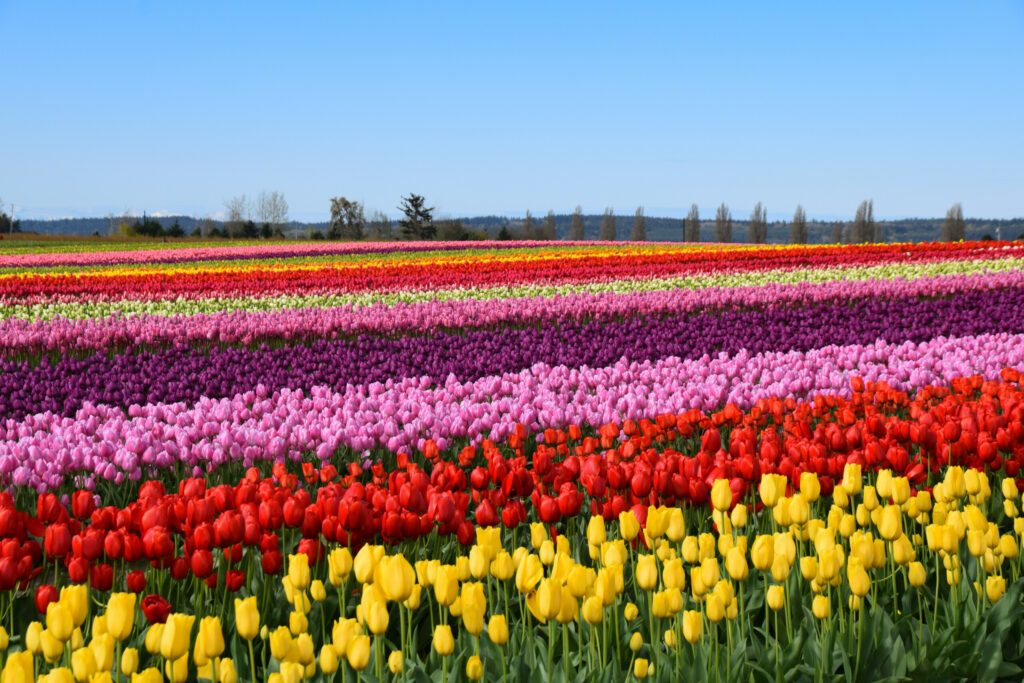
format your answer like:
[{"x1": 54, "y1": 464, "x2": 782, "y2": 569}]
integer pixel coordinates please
[
  {"x1": 367, "y1": 211, "x2": 393, "y2": 240},
  {"x1": 599, "y1": 208, "x2": 617, "y2": 241},
  {"x1": 747, "y1": 202, "x2": 768, "y2": 243},
  {"x1": 329, "y1": 197, "x2": 366, "y2": 239},
  {"x1": 541, "y1": 211, "x2": 557, "y2": 240},
  {"x1": 257, "y1": 191, "x2": 289, "y2": 232},
  {"x1": 521, "y1": 210, "x2": 535, "y2": 240},
  {"x1": 569, "y1": 205, "x2": 585, "y2": 240},
  {"x1": 683, "y1": 204, "x2": 701, "y2": 242},
  {"x1": 224, "y1": 195, "x2": 250, "y2": 238},
  {"x1": 630, "y1": 206, "x2": 646, "y2": 241},
  {"x1": 851, "y1": 199, "x2": 876, "y2": 243},
  {"x1": 790, "y1": 205, "x2": 808, "y2": 244},
  {"x1": 714, "y1": 203, "x2": 732, "y2": 243},
  {"x1": 940, "y1": 203, "x2": 966, "y2": 242},
  {"x1": 197, "y1": 216, "x2": 217, "y2": 238}
]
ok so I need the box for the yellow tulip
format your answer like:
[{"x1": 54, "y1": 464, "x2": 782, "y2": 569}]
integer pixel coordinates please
[
  {"x1": 387, "y1": 650, "x2": 403, "y2": 674},
  {"x1": 310, "y1": 580, "x2": 327, "y2": 602},
  {"x1": 328, "y1": 547, "x2": 353, "y2": 586},
  {"x1": 60, "y1": 585, "x2": 90, "y2": 628},
  {"x1": 278, "y1": 662, "x2": 303, "y2": 683},
  {"x1": 404, "y1": 584, "x2": 422, "y2": 610},
  {"x1": 0, "y1": 625, "x2": 7, "y2": 651},
  {"x1": 682, "y1": 610, "x2": 703, "y2": 643},
  {"x1": 490, "y1": 551, "x2": 514, "y2": 581},
  {"x1": 353, "y1": 545, "x2": 383, "y2": 584},
  {"x1": 461, "y1": 582, "x2": 486, "y2": 635},
  {"x1": 878, "y1": 505, "x2": 902, "y2": 541},
  {"x1": 812, "y1": 595, "x2": 830, "y2": 619},
  {"x1": 346, "y1": 634, "x2": 371, "y2": 670},
  {"x1": 842, "y1": 463, "x2": 863, "y2": 496},
  {"x1": 892, "y1": 534, "x2": 915, "y2": 565},
  {"x1": 725, "y1": 547, "x2": 749, "y2": 581},
  {"x1": 288, "y1": 610, "x2": 308, "y2": 636},
  {"x1": 767, "y1": 585, "x2": 785, "y2": 611},
  {"x1": 469, "y1": 546, "x2": 489, "y2": 579},
  {"x1": 71, "y1": 646, "x2": 98, "y2": 681},
  {"x1": 433, "y1": 624, "x2": 455, "y2": 656},
  {"x1": 331, "y1": 618, "x2": 360, "y2": 658},
  {"x1": 636, "y1": 554, "x2": 658, "y2": 591},
  {"x1": 46, "y1": 602, "x2": 74, "y2": 642},
  {"x1": 488, "y1": 614, "x2": 509, "y2": 645},
  {"x1": 629, "y1": 632, "x2": 643, "y2": 653},
  {"x1": 197, "y1": 616, "x2": 225, "y2": 660},
  {"x1": 634, "y1": 658, "x2": 651, "y2": 679},
  {"x1": 582, "y1": 596, "x2": 604, "y2": 624},
  {"x1": 376, "y1": 554, "x2": 416, "y2": 602},
  {"x1": 466, "y1": 655, "x2": 484, "y2": 681},
  {"x1": 286, "y1": 553, "x2": 310, "y2": 592},
  {"x1": 317, "y1": 645, "x2": 338, "y2": 675},
  {"x1": 105, "y1": 592, "x2": 137, "y2": 641},
  {"x1": 3, "y1": 652, "x2": 34, "y2": 683},
  {"x1": 435, "y1": 565, "x2": 461, "y2": 606},
  {"x1": 847, "y1": 557, "x2": 871, "y2": 597},
  {"x1": 539, "y1": 540, "x2": 555, "y2": 566},
  {"x1": 666, "y1": 508, "x2": 686, "y2": 542},
  {"x1": 121, "y1": 647, "x2": 139, "y2": 677},
  {"x1": 908, "y1": 561, "x2": 926, "y2": 588},
  {"x1": 143, "y1": 623, "x2": 164, "y2": 655},
  {"x1": 234, "y1": 597, "x2": 260, "y2": 641},
  {"x1": 365, "y1": 598, "x2": 390, "y2": 635},
  {"x1": 220, "y1": 658, "x2": 238, "y2": 683},
  {"x1": 91, "y1": 632, "x2": 115, "y2": 671},
  {"x1": 624, "y1": 602, "x2": 639, "y2": 621},
  {"x1": 645, "y1": 506, "x2": 669, "y2": 541},
  {"x1": 759, "y1": 473, "x2": 786, "y2": 508},
  {"x1": 530, "y1": 522, "x2": 548, "y2": 549},
  {"x1": 662, "y1": 558, "x2": 685, "y2": 590},
  {"x1": 711, "y1": 479, "x2": 732, "y2": 512},
  {"x1": 618, "y1": 511, "x2": 640, "y2": 541},
  {"x1": 515, "y1": 554, "x2": 543, "y2": 594},
  {"x1": 730, "y1": 503, "x2": 749, "y2": 529},
  {"x1": 43, "y1": 667, "x2": 74, "y2": 683},
  {"x1": 891, "y1": 477, "x2": 911, "y2": 505},
  {"x1": 40, "y1": 629, "x2": 64, "y2": 663},
  {"x1": 789, "y1": 494, "x2": 810, "y2": 525},
  {"x1": 706, "y1": 594, "x2": 725, "y2": 622},
  {"x1": 269, "y1": 625, "x2": 293, "y2": 661},
  {"x1": 800, "y1": 472, "x2": 821, "y2": 502},
  {"x1": 986, "y1": 575, "x2": 1006, "y2": 603},
  {"x1": 601, "y1": 540, "x2": 628, "y2": 567}
]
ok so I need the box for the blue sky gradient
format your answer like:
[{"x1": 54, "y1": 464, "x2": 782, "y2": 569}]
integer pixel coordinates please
[{"x1": 1, "y1": 1, "x2": 1022, "y2": 221}]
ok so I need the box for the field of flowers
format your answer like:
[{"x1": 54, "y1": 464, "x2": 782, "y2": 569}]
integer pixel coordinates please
[{"x1": 1, "y1": 239, "x2": 1024, "y2": 682}]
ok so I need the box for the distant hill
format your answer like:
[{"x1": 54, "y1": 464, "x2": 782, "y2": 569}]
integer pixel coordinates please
[{"x1": 16, "y1": 214, "x2": 1024, "y2": 243}]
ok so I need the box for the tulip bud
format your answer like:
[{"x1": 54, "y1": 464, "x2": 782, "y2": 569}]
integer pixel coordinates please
[
  {"x1": 618, "y1": 511, "x2": 640, "y2": 541},
  {"x1": 986, "y1": 575, "x2": 1006, "y2": 603},
  {"x1": 908, "y1": 561, "x2": 926, "y2": 588},
  {"x1": 319, "y1": 645, "x2": 339, "y2": 675},
  {"x1": 629, "y1": 632, "x2": 643, "y2": 653},
  {"x1": 220, "y1": 658, "x2": 238, "y2": 683},
  {"x1": 433, "y1": 624, "x2": 455, "y2": 656},
  {"x1": 71, "y1": 646, "x2": 98, "y2": 681},
  {"x1": 767, "y1": 585, "x2": 785, "y2": 611},
  {"x1": 711, "y1": 479, "x2": 732, "y2": 512},
  {"x1": 812, "y1": 595, "x2": 830, "y2": 619},
  {"x1": 682, "y1": 610, "x2": 702, "y2": 643},
  {"x1": 624, "y1": 602, "x2": 639, "y2": 621},
  {"x1": 46, "y1": 602, "x2": 74, "y2": 642},
  {"x1": 328, "y1": 548, "x2": 353, "y2": 586},
  {"x1": 234, "y1": 597, "x2": 260, "y2": 641},
  {"x1": 488, "y1": 614, "x2": 509, "y2": 645},
  {"x1": 347, "y1": 635, "x2": 371, "y2": 671},
  {"x1": 121, "y1": 647, "x2": 139, "y2": 676},
  {"x1": 466, "y1": 655, "x2": 484, "y2": 681},
  {"x1": 725, "y1": 547, "x2": 748, "y2": 581},
  {"x1": 387, "y1": 650, "x2": 403, "y2": 674},
  {"x1": 105, "y1": 593, "x2": 137, "y2": 641},
  {"x1": 636, "y1": 554, "x2": 658, "y2": 591},
  {"x1": 634, "y1": 658, "x2": 651, "y2": 679}
]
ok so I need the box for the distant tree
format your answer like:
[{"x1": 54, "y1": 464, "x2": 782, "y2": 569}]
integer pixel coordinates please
[
  {"x1": 241, "y1": 220, "x2": 259, "y2": 239},
  {"x1": 630, "y1": 207, "x2": 646, "y2": 241},
  {"x1": 328, "y1": 197, "x2": 366, "y2": 240},
  {"x1": 831, "y1": 222, "x2": 844, "y2": 244},
  {"x1": 599, "y1": 208, "x2": 617, "y2": 241},
  {"x1": 397, "y1": 193, "x2": 435, "y2": 240},
  {"x1": 714, "y1": 203, "x2": 732, "y2": 243},
  {"x1": 367, "y1": 211, "x2": 393, "y2": 240},
  {"x1": 190, "y1": 227, "x2": 202, "y2": 238},
  {"x1": 790, "y1": 205, "x2": 808, "y2": 244},
  {"x1": 852, "y1": 199, "x2": 876, "y2": 243},
  {"x1": 257, "y1": 191, "x2": 289, "y2": 233},
  {"x1": 436, "y1": 219, "x2": 469, "y2": 241},
  {"x1": 747, "y1": 202, "x2": 767, "y2": 243},
  {"x1": 196, "y1": 217, "x2": 217, "y2": 238},
  {"x1": 497, "y1": 225, "x2": 512, "y2": 240},
  {"x1": 569, "y1": 205, "x2": 585, "y2": 240},
  {"x1": 521, "y1": 210, "x2": 535, "y2": 240},
  {"x1": 940, "y1": 203, "x2": 966, "y2": 242},
  {"x1": 167, "y1": 219, "x2": 185, "y2": 238},
  {"x1": 981, "y1": 234, "x2": 995, "y2": 241},
  {"x1": 260, "y1": 223, "x2": 273, "y2": 239},
  {"x1": 683, "y1": 204, "x2": 701, "y2": 242},
  {"x1": 541, "y1": 211, "x2": 557, "y2": 240},
  {"x1": 224, "y1": 195, "x2": 251, "y2": 238}
]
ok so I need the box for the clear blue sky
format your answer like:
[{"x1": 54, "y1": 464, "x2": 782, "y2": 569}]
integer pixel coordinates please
[{"x1": 2, "y1": 1, "x2": 1022, "y2": 222}]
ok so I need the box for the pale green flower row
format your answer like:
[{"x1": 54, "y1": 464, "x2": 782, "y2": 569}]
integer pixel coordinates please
[{"x1": 6, "y1": 256, "x2": 1023, "y2": 323}]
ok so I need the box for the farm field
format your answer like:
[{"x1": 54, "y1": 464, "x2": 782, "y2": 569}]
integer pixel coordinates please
[{"x1": 2, "y1": 239, "x2": 1024, "y2": 681}]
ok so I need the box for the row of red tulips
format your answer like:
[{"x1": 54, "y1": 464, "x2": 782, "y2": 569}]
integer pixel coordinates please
[
  {"x1": 3, "y1": 242, "x2": 1018, "y2": 302},
  {"x1": 0, "y1": 371, "x2": 1022, "y2": 601}
]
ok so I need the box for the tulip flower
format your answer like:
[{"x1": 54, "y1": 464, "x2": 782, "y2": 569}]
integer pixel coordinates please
[
  {"x1": 387, "y1": 650, "x2": 403, "y2": 674},
  {"x1": 711, "y1": 479, "x2": 732, "y2": 512},
  {"x1": 466, "y1": 655, "x2": 484, "y2": 681},
  {"x1": 45, "y1": 602, "x2": 73, "y2": 642},
  {"x1": 160, "y1": 614, "x2": 196, "y2": 661},
  {"x1": 105, "y1": 593, "x2": 136, "y2": 641},
  {"x1": 433, "y1": 624, "x2": 455, "y2": 656}
]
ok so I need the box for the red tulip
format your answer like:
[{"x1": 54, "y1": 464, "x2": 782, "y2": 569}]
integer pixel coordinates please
[
  {"x1": 140, "y1": 594, "x2": 171, "y2": 624},
  {"x1": 90, "y1": 563, "x2": 114, "y2": 591},
  {"x1": 34, "y1": 584, "x2": 58, "y2": 614},
  {"x1": 43, "y1": 524, "x2": 72, "y2": 559},
  {"x1": 126, "y1": 570, "x2": 147, "y2": 593},
  {"x1": 190, "y1": 549, "x2": 214, "y2": 579}
]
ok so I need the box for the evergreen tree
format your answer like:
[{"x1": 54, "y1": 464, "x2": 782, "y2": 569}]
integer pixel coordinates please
[{"x1": 397, "y1": 193, "x2": 435, "y2": 240}]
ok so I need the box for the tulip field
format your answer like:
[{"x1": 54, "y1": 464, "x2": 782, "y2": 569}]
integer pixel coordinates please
[{"x1": 3, "y1": 239, "x2": 1024, "y2": 683}]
